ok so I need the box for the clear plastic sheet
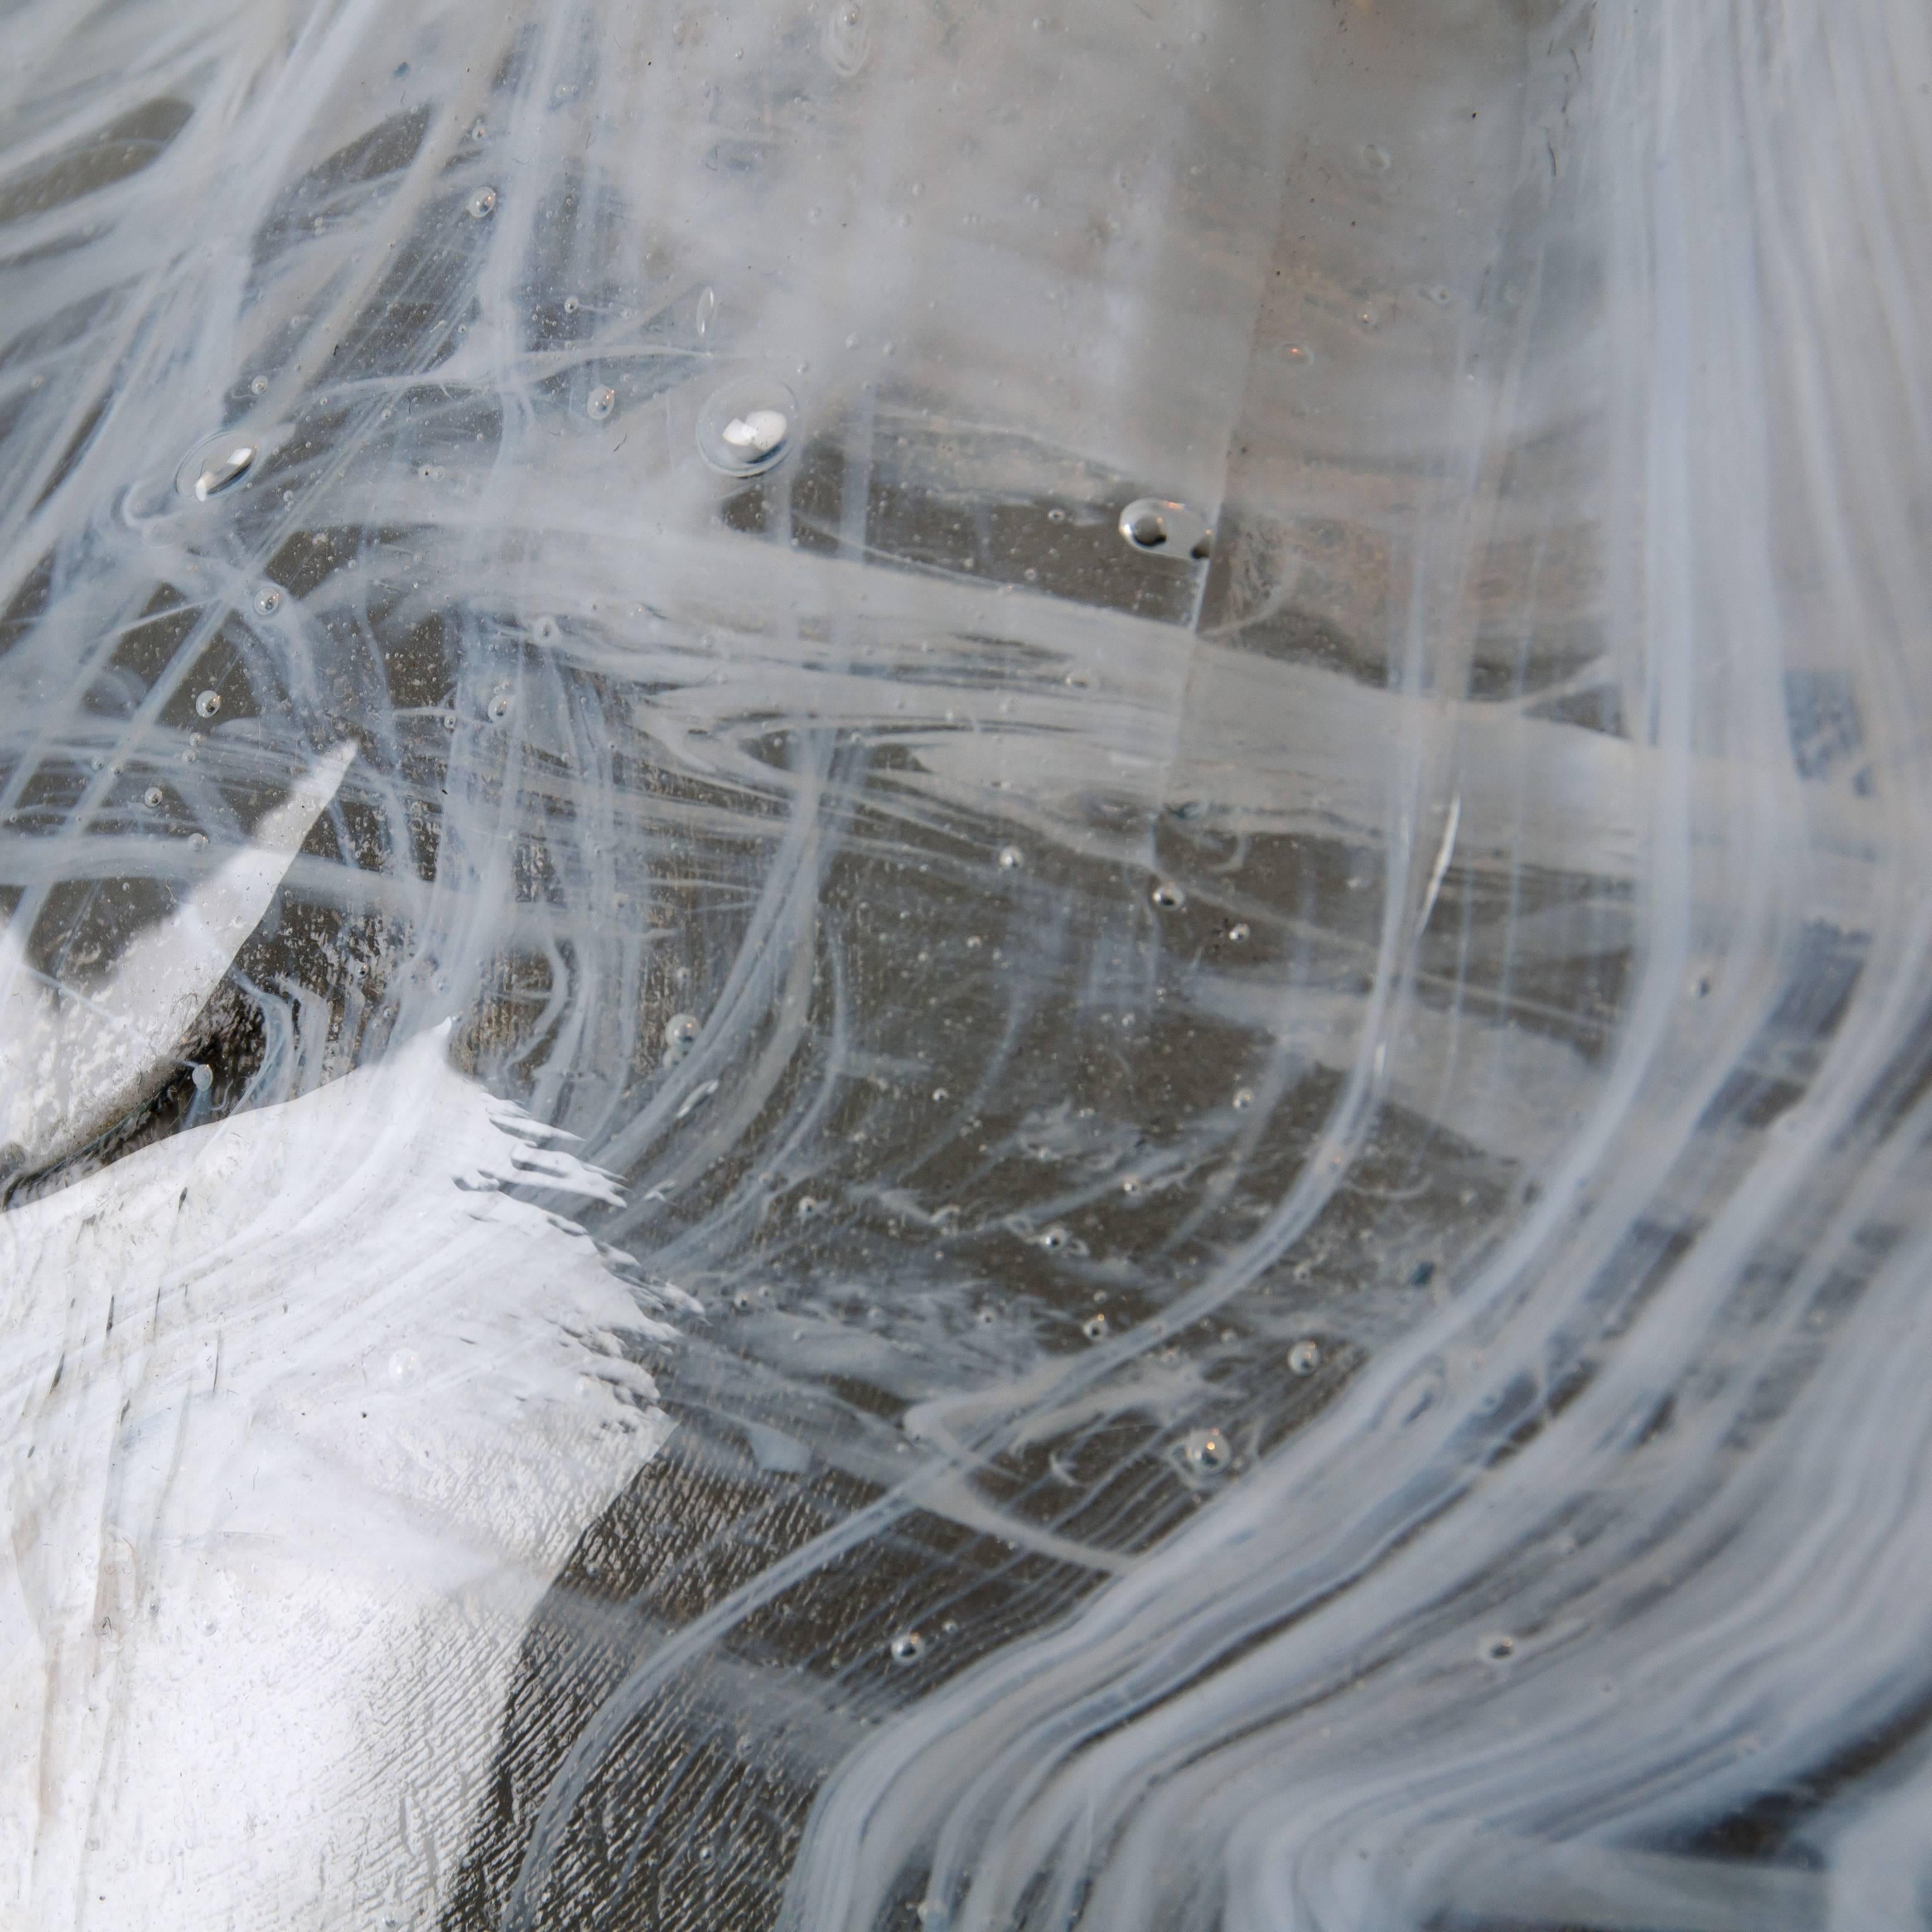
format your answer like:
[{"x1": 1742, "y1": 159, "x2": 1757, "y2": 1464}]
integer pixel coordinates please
[{"x1": 0, "y1": 0, "x2": 1928, "y2": 1927}]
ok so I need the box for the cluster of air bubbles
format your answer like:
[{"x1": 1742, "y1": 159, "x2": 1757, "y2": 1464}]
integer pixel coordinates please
[
  {"x1": 466, "y1": 186, "x2": 497, "y2": 219},
  {"x1": 887, "y1": 1629, "x2": 926, "y2": 1666},
  {"x1": 1118, "y1": 497, "x2": 1214, "y2": 560},
  {"x1": 822, "y1": 1, "x2": 871, "y2": 74},
  {"x1": 996, "y1": 845, "x2": 1024, "y2": 870},
  {"x1": 254, "y1": 587, "x2": 281, "y2": 616},
  {"x1": 586, "y1": 386, "x2": 616, "y2": 422},
  {"x1": 1287, "y1": 1339, "x2": 1321, "y2": 1377},
  {"x1": 176, "y1": 436, "x2": 256, "y2": 503},
  {"x1": 195, "y1": 690, "x2": 222, "y2": 720},
  {"x1": 696, "y1": 378, "x2": 797, "y2": 477},
  {"x1": 1081, "y1": 1311, "x2": 1110, "y2": 1342},
  {"x1": 1178, "y1": 1428, "x2": 1231, "y2": 1476},
  {"x1": 1151, "y1": 880, "x2": 1186, "y2": 909},
  {"x1": 662, "y1": 1013, "x2": 701, "y2": 1065}
]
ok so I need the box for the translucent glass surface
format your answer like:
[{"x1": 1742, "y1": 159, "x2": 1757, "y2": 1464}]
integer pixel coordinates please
[{"x1": 1, "y1": 1, "x2": 1928, "y2": 1928}]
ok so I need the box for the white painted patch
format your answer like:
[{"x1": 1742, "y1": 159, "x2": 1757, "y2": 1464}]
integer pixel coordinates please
[{"x1": 0, "y1": 1026, "x2": 674, "y2": 1930}]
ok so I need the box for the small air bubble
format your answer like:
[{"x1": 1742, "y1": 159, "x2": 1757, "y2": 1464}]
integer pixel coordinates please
[
  {"x1": 190, "y1": 1063, "x2": 213, "y2": 1092},
  {"x1": 1179, "y1": 1428, "x2": 1231, "y2": 1475},
  {"x1": 182, "y1": 439, "x2": 257, "y2": 502},
  {"x1": 254, "y1": 587, "x2": 282, "y2": 616},
  {"x1": 532, "y1": 615, "x2": 561, "y2": 645},
  {"x1": 249, "y1": 375, "x2": 269, "y2": 396},
  {"x1": 143, "y1": 786, "x2": 163, "y2": 808},
  {"x1": 195, "y1": 689, "x2": 222, "y2": 719},
  {"x1": 388, "y1": 1349, "x2": 420, "y2": 1384},
  {"x1": 487, "y1": 689, "x2": 513, "y2": 723},
  {"x1": 664, "y1": 1013, "x2": 701, "y2": 1049},
  {"x1": 1228, "y1": 921, "x2": 1250, "y2": 942},
  {"x1": 1037, "y1": 1224, "x2": 1070, "y2": 1252},
  {"x1": 697, "y1": 378, "x2": 797, "y2": 477},
  {"x1": 1287, "y1": 1339, "x2": 1321, "y2": 1376},
  {"x1": 823, "y1": 1, "x2": 871, "y2": 73},
  {"x1": 1119, "y1": 496, "x2": 1212, "y2": 560},
  {"x1": 1232, "y1": 1087, "x2": 1255, "y2": 1112},
  {"x1": 1151, "y1": 880, "x2": 1185, "y2": 909},
  {"x1": 997, "y1": 845, "x2": 1023, "y2": 870},
  {"x1": 1081, "y1": 1312, "x2": 1110, "y2": 1341},
  {"x1": 188, "y1": 832, "x2": 208, "y2": 850},
  {"x1": 466, "y1": 186, "x2": 498, "y2": 219},
  {"x1": 1483, "y1": 1634, "x2": 1518, "y2": 1663},
  {"x1": 587, "y1": 386, "x2": 617, "y2": 421},
  {"x1": 889, "y1": 1629, "x2": 925, "y2": 1665},
  {"x1": 563, "y1": 295, "x2": 580, "y2": 314}
]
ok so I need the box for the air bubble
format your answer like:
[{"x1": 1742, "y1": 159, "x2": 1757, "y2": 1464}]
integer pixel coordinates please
[
  {"x1": 466, "y1": 186, "x2": 498, "y2": 219},
  {"x1": 1038, "y1": 1225, "x2": 1070, "y2": 1252},
  {"x1": 664, "y1": 1013, "x2": 701, "y2": 1050},
  {"x1": 889, "y1": 1629, "x2": 925, "y2": 1665},
  {"x1": 1227, "y1": 921, "x2": 1250, "y2": 942},
  {"x1": 254, "y1": 587, "x2": 282, "y2": 616},
  {"x1": 1119, "y1": 497, "x2": 1213, "y2": 560},
  {"x1": 997, "y1": 845, "x2": 1023, "y2": 870},
  {"x1": 1081, "y1": 1312, "x2": 1109, "y2": 1341},
  {"x1": 532, "y1": 615, "x2": 561, "y2": 645},
  {"x1": 1482, "y1": 1634, "x2": 1518, "y2": 1663},
  {"x1": 195, "y1": 690, "x2": 222, "y2": 719},
  {"x1": 1151, "y1": 880, "x2": 1185, "y2": 909},
  {"x1": 563, "y1": 295, "x2": 580, "y2": 314},
  {"x1": 1179, "y1": 1428, "x2": 1231, "y2": 1476},
  {"x1": 1232, "y1": 1087, "x2": 1255, "y2": 1112},
  {"x1": 177, "y1": 437, "x2": 257, "y2": 502},
  {"x1": 587, "y1": 386, "x2": 616, "y2": 422},
  {"x1": 487, "y1": 689, "x2": 513, "y2": 723},
  {"x1": 388, "y1": 1349, "x2": 420, "y2": 1384},
  {"x1": 1287, "y1": 1340, "x2": 1321, "y2": 1376},
  {"x1": 249, "y1": 375, "x2": 269, "y2": 397},
  {"x1": 696, "y1": 378, "x2": 797, "y2": 477},
  {"x1": 823, "y1": 1, "x2": 871, "y2": 74},
  {"x1": 143, "y1": 786, "x2": 163, "y2": 808},
  {"x1": 190, "y1": 1063, "x2": 213, "y2": 1092}
]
